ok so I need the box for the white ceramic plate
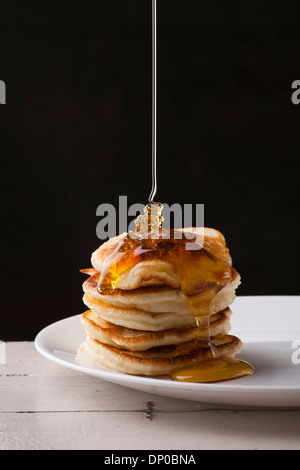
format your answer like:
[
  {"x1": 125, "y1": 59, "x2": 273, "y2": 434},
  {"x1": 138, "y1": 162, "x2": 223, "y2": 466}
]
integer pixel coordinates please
[{"x1": 35, "y1": 296, "x2": 300, "y2": 407}]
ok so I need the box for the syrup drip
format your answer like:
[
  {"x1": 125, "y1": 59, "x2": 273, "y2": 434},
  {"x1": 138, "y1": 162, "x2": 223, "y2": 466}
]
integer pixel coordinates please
[
  {"x1": 135, "y1": 203, "x2": 164, "y2": 234},
  {"x1": 97, "y1": 204, "x2": 255, "y2": 382}
]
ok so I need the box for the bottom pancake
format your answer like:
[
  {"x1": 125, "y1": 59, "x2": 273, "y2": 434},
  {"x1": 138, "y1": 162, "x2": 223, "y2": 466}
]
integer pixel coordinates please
[{"x1": 76, "y1": 334, "x2": 242, "y2": 376}]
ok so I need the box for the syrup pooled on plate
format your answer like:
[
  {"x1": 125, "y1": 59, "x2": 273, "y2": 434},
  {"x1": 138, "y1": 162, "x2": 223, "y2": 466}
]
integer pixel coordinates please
[
  {"x1": 97, "y1": 203, "x2": 255, "y2": 382},
  {"x1": 170, "y1": 358, "x2": 255, "y2": 383}
]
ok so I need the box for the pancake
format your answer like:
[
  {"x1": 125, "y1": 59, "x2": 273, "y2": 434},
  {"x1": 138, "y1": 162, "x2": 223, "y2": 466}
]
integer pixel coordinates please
[
  {"x1": 90, "y1": 227, "x2": 233, "y2": 291},
  {"x1": 76, "y1": 334, "x2": 242, "y2": 376},
  {"x1": 82, "y1": 269, "x2": 241, "y2": 315},
  {"x1": 83, "y1": 273, "x2": 191, "y2": 314},
  {"x1": 91, "y1": 227, "x2": 232, "y2": 290},
  {"x1": 81, "y1": 308, "x2": 232, "y2": 351},
  {"x1": 83, "y1": 292, "x2": 196, "y2": 330}
]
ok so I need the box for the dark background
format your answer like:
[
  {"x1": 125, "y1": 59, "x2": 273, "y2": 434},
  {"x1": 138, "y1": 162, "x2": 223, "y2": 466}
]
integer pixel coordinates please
[{"x1": 1, "y1": 0, "x2": 299, "y2": 340}]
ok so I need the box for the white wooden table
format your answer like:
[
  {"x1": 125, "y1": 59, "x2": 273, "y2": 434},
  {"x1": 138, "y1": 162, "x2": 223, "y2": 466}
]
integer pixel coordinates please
[{"x1": 1, "y1": 342, "x2": 300, "y2": 450}]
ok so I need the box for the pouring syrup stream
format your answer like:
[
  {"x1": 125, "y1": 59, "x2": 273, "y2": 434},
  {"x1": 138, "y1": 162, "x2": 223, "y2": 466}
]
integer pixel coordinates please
[{"x1": 149, "y1": 0, "x2": 158, "y2": 204}]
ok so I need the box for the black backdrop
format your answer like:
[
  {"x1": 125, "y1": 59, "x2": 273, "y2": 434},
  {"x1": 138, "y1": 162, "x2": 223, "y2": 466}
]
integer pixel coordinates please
[{"x1": 1, "y1": 0, "x2": 300, "y2": 340}]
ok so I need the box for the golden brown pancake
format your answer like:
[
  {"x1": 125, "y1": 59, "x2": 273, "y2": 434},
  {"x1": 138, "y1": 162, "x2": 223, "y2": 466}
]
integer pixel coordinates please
[
  {"x1": 90, "y1": 227, "x2": 232, "y2": 290},
  {"x1": 81, "y1": 308, "x2": 232, "y2": 351},
  {"x1": 82, "y1": 292, "x2": 196, "y2": 330},
  {"x1": 76, "y1": 334, "x2": 242, "y2": 376},
  {"x1": 82, "y1": 269, "x2": 241, "y2": 316}
]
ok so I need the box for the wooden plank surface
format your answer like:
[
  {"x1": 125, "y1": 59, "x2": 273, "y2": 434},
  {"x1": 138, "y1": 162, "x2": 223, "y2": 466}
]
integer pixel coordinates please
[{"x1": 0, "y1": 342, "x2": 300, "y2": 450}]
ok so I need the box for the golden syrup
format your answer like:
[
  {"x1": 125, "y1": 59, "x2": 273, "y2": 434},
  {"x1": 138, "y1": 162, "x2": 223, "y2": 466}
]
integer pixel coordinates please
[
  {"x1": 97, "y1": 203, "x2": 255, "y2": 382},
  {"x1": 135, "y1": 202, "x2": 164, "y2": 234},
  {"x1": 171, "y1": 358, "x2": 255, "y2": 383}
]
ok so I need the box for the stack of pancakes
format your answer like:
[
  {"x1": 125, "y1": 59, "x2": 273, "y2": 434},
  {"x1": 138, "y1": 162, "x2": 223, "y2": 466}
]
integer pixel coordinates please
[{"x1": 76, "y1": 227, "x2": 242, "y2": 376}]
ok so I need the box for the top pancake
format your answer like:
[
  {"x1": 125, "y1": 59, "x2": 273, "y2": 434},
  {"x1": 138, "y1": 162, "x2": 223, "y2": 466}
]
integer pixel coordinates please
[{"x1": 90, "y1": 228, "x2": 233, "y2": 291}]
